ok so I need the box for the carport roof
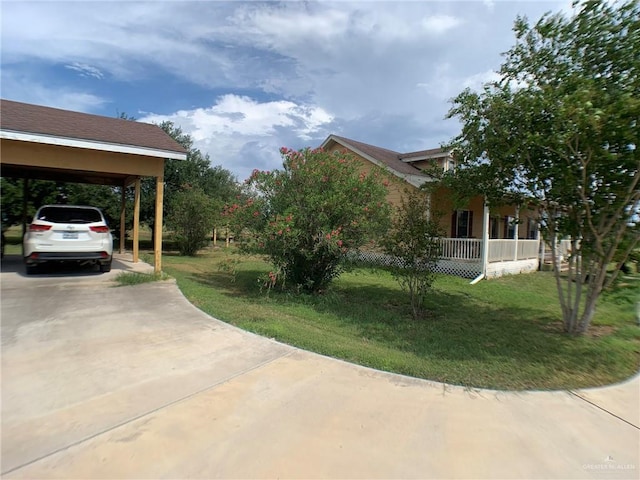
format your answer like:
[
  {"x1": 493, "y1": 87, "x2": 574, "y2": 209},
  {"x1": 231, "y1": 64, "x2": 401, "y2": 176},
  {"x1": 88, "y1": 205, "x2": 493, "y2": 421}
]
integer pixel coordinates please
[{"x1": 0, "y1": 99, "x2": 187, "y2": 159}]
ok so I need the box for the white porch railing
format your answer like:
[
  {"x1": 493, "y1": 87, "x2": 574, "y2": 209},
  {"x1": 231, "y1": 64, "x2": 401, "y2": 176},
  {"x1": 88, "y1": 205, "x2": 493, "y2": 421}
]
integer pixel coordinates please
[
  {"x1": 351, "y1": 238, "x2": 541, "y2": 279},
  {"x1": 439, "y1": 238, "x2": 540, "y2": 262},
  {"x1": 486, "y1": 239, "x2": 540, "y2": 262},
  {"x1": 488, "y1": 240, "x2": 515, "y2": 262},
  {"x1": 517, "y1": 240, "x2": 540, "y2": 260},
  {"x1": 439, "y1": 238, "x2": 482, "y2": 260},
  {"x1": 542, "y1": 239, "x2": 574, "y2": 263},
  {"x1": 557, "y1": 239, "x2": 573, "y2": 257}
]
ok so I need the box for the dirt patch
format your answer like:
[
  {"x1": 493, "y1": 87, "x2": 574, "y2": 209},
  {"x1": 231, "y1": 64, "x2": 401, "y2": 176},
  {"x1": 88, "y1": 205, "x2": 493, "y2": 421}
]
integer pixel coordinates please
[{"x1": 541, "y1": 322, "x2": 616, "y2": 338}]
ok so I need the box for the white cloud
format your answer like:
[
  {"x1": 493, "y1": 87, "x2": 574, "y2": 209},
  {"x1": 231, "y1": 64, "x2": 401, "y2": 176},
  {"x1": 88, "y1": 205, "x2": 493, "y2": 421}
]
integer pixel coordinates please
[
  {"x1": 0, "y1": 0, "x2": 572, "y2": 179},
  {"x1": 1, "y1": 69, "x2": 107, "y2": 112},
  {"x1": 421, "y1": 14, "x2": 463, "y2": 35},
  {"x1": 65, "y1": 62, "x2": 104, "y2": 79},
  {"x1": 462, "y1": 70, "x2": 502, "y2": 91},
  {"x1": 483, "y1": 0, "x2": 496, "y2": 12},
  {"x1": 416, "y1": 63, "x2": 458, "y2": 100},
  {"x1": 139, "y1": 95, "x2": 334, "y2": 181}
]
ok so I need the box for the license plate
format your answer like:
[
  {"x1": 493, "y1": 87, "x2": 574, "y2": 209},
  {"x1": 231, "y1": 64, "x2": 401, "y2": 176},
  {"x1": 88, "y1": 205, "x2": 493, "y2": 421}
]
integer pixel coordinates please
[{"x1": 63, "y1": 231, "x2": 78, "y2": 239}]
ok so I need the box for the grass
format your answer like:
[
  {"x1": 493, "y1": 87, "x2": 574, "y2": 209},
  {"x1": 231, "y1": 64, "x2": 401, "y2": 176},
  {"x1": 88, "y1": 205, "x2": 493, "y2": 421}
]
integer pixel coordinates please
[
  {"x1": 5, "y1": 224, "x2": 638, "y2": 390},
  {"x1": 158, "y1": 246, "x2": 640, "y2": 391},
  {"x1": 114, "y1": 271, "x2": 171, "y2": 286}
]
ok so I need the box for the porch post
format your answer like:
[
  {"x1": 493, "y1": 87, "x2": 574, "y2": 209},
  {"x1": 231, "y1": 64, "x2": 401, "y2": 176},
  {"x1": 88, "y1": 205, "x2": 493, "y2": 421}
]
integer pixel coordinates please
[
  {"x1": 481, "y1": 199, "x2": 490, "y2": 276},
  {"x1": 133, "y1": 178, "x2": 141, "y2": 263},
  {"x1": 513, "y1": 206, "x2": 520, "y2": 261},
  {"x1": 426, "y1": 191, "x2": 432, "y2": 220},
  {"x1": 154, "y1": 174, "x2": 164, "y2": 273}
]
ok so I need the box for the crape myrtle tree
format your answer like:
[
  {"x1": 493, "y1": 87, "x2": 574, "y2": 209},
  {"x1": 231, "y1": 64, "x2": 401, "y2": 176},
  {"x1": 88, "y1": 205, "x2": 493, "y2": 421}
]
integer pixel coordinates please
[
  {"x1": 444, "y1": 0, "x2": 640, "y2": 334},
  {"x1": 228, "y1": 147, "x2": 391, "y2": 293},
  {"x1": 382, "y1": 188, "x2": 443, "y2": 320}
]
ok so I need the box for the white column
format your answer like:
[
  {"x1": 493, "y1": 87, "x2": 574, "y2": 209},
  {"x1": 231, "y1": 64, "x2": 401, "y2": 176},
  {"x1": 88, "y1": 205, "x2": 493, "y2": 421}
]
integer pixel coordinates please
[
  {"x1": 481, "y1": 199, "x2": 490, "y2": 275},
  {"x1": 513, "y1": 206, "x2": 520, "y2": 261}
]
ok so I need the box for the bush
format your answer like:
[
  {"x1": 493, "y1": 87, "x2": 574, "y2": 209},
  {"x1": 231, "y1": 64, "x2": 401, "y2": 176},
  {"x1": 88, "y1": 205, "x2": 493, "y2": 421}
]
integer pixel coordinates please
[
  {"x1": 228, "y1": 147, "x2": 391, "y2": 292},
  {"x1": 167, "y1": 187, "x2": 217, "y2": 256},
  {"x1": 382, "y1": 188, "x2": 443, "y2": 319}
]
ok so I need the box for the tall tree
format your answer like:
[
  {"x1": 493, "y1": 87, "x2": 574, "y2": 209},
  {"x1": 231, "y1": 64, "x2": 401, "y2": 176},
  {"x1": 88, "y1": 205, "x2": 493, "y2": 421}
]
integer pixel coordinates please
[
  {"x1": 139, "y1": 121, "x2": 240, "y2": 239},
  {"x1": 445, "y1": 0, "x2": 639, "y2": 334}
]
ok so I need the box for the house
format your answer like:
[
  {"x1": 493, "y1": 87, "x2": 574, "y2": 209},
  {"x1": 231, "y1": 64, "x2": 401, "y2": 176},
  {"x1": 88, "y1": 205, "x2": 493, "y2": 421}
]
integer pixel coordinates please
[{"x1": 321, "y1": 134, "x2": 541, "y2": 280}]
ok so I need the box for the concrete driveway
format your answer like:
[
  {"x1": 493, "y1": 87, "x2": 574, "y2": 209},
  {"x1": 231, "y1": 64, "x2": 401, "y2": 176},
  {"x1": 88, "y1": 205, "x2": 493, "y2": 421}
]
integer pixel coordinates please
[{"x1": 1, "y1": 253, "x2": 638, "y2": 479}]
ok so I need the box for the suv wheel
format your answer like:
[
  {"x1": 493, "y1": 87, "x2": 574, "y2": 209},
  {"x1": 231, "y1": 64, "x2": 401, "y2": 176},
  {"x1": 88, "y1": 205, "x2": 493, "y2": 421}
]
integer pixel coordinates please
[{"x1": 100, "y1": 261, "x2": 112, "y2": 273}]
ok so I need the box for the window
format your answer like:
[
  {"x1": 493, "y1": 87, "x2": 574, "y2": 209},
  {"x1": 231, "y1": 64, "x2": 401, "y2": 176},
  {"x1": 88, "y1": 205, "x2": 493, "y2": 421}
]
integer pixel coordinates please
[
  {"x1": 504, "y1": 216, "x2": 516, "y2": 239},
  {"x1": 527, "y1": 218, "x2": 538, "y2": 239},
  {"x1": 490, "y1": 217, "x2": 500, "y2": 239},
  {"x1": 443, "y1": 158, "x2": 457, "y2": 172},
  {"x1": 451, "y1": 210, "x2": 473, "y2": 238},
  {"x1": 37, "y1": 206, "x2": 103, "y2": 224}
]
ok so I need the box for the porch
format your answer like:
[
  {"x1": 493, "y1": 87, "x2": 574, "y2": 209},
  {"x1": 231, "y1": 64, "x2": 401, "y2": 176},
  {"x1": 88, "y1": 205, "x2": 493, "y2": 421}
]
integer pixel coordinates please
[
  {"x1": 440, "y1": 238, "x2": 540, "y2": 262},
  {"x1": 351, "y1": 238, "x2": 541, "y2": 280},
  {"x1": 436, "y1": 238, "x2": 540, "y2": 279}
]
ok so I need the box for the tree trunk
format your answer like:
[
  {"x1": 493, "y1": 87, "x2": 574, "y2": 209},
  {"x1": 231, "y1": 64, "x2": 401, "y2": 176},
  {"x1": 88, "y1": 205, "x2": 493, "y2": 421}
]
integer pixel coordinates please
[{"x1": 576, "y1": 292, "x2": 598, "y2": 334}]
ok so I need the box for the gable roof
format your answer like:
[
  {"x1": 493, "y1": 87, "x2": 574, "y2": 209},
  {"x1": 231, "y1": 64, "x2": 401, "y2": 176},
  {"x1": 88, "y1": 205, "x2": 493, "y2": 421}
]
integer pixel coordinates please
[
  {"x1": 321, "y1": 134, "x2": 448, "y2": 188},
  {"x1": 0, "y1": 99, "x2": 187, "y2": 160},
  {"x1": 400, "y1": 147, "x2": 449, "y2": 162}
]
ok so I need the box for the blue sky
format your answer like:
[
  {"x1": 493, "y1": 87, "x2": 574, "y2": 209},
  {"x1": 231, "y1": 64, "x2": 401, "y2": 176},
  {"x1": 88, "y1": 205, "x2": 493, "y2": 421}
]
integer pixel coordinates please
[{"x1": 1, "y1": 0, "x2": 572, "y2": 182}]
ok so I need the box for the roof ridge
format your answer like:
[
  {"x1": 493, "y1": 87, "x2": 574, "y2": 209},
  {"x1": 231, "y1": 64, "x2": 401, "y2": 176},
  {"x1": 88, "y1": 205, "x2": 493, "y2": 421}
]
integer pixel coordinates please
[
  {"x1": 400, "y1": 147, "x2": 448, "y2": 159},
  {"x1": 331, "y1": 135, "x2": 402, "y2": 157},
  {"x1": 331, "y1": 134, "x2": 445, "y2": 159}
]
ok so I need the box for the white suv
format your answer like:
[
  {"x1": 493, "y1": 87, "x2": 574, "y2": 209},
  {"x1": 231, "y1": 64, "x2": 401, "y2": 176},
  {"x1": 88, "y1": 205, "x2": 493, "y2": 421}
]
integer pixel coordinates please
[{"x1": 23, "y1": 205, "x2": 113, "y2": 274}]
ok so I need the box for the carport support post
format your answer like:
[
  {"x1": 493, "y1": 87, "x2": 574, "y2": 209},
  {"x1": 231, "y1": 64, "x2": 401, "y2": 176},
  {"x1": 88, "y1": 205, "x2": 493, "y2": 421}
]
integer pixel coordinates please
[
  {"x1": 154, "y1": 174, "x2": 164, "y2": 273},
  {"x1": 119, "y1": 186, "x2": 126, "y2": 254},
  {"x1": 133, "y1": 178, "x2": 141, "y2": 263},
  {"x1": 22, "y1": 178, "x2": 30, "y2": 236}
]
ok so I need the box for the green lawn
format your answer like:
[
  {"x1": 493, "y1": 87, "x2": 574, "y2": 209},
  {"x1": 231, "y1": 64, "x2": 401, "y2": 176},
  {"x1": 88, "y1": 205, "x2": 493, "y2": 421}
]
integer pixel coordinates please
[
  {"x1": 159, "y1": 247, "x2": 640, "y2": 391},
  {"x1": 5, "y1": 225, "x2": 638, "y2": 390}
]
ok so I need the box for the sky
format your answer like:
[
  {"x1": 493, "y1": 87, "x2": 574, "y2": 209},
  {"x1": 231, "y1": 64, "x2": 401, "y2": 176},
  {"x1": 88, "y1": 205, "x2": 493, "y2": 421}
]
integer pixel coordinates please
[{"x1": 1, "y1": 0, "x2": 573, "y2": 182}]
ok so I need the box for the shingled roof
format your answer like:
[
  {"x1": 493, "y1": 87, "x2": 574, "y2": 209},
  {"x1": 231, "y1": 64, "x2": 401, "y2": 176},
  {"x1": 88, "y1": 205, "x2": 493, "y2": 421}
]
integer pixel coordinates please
[
  {"x1": 0, "y1": 99, "x2": 186, "y2": 157},
  {"x1": 327, "y1": 135, "x2": 424, "y2": 176},
  {"x1": 321, "y1": 134, "x2": 451, "y2": 188}
]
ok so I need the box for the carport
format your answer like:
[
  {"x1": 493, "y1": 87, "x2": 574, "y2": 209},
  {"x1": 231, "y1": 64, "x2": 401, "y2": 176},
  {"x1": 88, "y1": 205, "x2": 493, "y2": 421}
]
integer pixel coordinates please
[{"x1": 0, "y1": 99, "x2": 187, "y2": 273}]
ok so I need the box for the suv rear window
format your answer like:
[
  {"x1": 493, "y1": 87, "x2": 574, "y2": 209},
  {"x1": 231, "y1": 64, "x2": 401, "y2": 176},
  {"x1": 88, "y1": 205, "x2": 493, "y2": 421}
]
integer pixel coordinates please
[{"x1": 37, "y1": 207, "x2": 103, "y2": 224}]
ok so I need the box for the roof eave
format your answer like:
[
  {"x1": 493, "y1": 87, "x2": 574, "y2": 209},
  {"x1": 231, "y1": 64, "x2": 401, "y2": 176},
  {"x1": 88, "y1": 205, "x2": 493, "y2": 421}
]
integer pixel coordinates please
[
  {"x1": 400, "y1": 151, "x2": 452, "y2": 163},
  {"x1": 0, "y1": 129, "x2": 188, "y2": 161},
  {"x1": 322, "y1": 135, "x2": 431, "y2": 188},
  {"x1": 404, "y1": 173, "x2": 435, "y2": 188}
]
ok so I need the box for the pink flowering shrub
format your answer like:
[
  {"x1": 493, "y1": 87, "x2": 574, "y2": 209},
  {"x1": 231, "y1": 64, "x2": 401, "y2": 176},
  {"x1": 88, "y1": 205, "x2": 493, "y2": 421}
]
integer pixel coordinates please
[{"x1": 226, "y1": 147, "x2": 391, "y2": 292}]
